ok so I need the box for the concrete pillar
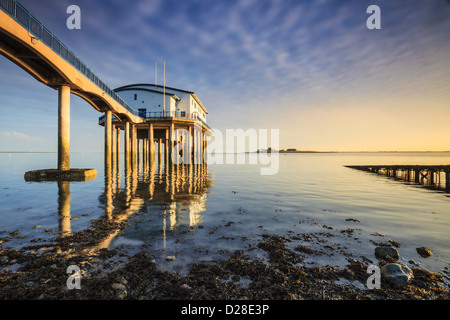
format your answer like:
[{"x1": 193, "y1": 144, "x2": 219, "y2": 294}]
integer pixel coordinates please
[
  {"x1": 164, "y1": 130, "x2": 169, "y2": 167},
  {"x1": 169, "y1": 123, "x2": 174, "y2": 163},
  {"x1": 445, "y1": 170, "x2": 450, "y2": 190},
  {"x1": 116, "y1": 127, "x2": 121, "y2": 169},
  {"x1": 132, "y1": 124, "x2": 137, "y2": 167},
  {"x1": 111, "y1": 124, "x2": 116, "y2": 168},
  {"x1": 58, "y1": 86, "x2": 70, "y2": 171},
  {"x1": 137, "y1": 138, "x2": 141, "y2": 166},
  {"x1": 158, "y1": 138, "x2": 162, "y2": 164},
  {"x1": 105, "y1": 110, "x2": 112, "y2": 167},
  {"x1": 188, "y1": 126, "x2": 193, "y2": 164},
  {"x1": 125, "y1": 122, "x2": 130, "y2": 163}
]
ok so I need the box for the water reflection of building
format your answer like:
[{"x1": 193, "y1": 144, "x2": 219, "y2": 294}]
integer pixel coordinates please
[
  {"x1": 50, "y1": 147, "x2": 212, "y2": 250},
  {"x1": 98, "y1": 157, "x2": 213, "y2": 249}
]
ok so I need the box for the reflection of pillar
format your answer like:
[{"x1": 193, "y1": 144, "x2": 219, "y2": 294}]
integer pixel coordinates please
[
  {"x1": 58, "y1": 181, "x2": 71, "y2": 237},
  {"x1": 58, "y1": 86, "x2": 70, "y2": 171},
  {"x1": 149, "y1": 123, "x2": 155, "y2": 163},
  {"x1": 194, "y1": 128, "x2": 201, "y2": 165},
  {"x1": 149, "y1": 160, "x2": 155, "y2": 199},
  {"x1": 105, "y1": 158, "x2": 113, "y2": 219},
  {"x1": 105, "y1": 110, "x2": 112, "y2": 170},
  {"x1": 112, "y1": 124, "x2": 116, "y2": 167},
  {"x1": 137, "y1": 138, "x2": 141, "y2": 167},
  {"x1": 116, "y1": 127, "x2": 121, "y2": 172},
  {"x1": 142, "y1": 138, "x2": 147, "y2": 165}
]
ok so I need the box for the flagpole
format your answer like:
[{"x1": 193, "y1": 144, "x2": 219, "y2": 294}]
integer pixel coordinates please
[{"x1": 163, "y1": 61, "x2": 166, "y2": 116}]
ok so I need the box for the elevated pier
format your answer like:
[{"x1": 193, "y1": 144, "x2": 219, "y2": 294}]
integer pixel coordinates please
[
  {"x1": 346, "y1": 165, "x2": 450, "y2": 192},
  {"x1": 0, "y1": 1, "x2": 212, "y2": 181}
]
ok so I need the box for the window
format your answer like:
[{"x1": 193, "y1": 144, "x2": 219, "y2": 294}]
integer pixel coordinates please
[{"x1": 134, "y1": 94, "x2": 137, "y2": 100}]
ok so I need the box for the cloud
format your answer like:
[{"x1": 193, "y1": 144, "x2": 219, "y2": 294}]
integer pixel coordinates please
[{"x1": 1, "y1": 131, "x2": 41, "y2": 141}]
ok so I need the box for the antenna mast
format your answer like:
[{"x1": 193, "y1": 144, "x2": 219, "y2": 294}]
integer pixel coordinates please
[{"x1": 163, "y1": 61, "x2": 166, "y2": 115}]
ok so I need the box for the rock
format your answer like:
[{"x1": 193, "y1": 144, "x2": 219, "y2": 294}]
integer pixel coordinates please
[
  {"x1": 37, "y1": 247, "x2": 53, "y2": 255},
  {"x1": 111, "y1": 283, "x2": 126, "y2": 291},
  {"x1": 375, "y1": 246, "x2": 399, "y2": 260},
  {"x1": 0, "y1": 256, "x2": 9, "y2": 264},
  {"x1": 416, "y1": 247, "x2": 432, "y2": 258},
  {"x1": 166, "y1": 256, "x2": 176, "y2": 261},
  {"x1": 408, "y1": 260, "x2": 419, "y2": 266},
  {"x1": 180, "y1": 284, "x2": 192, "y2": 290},
  {"x1": 381, "y1": 263, "x2": 413, "y2": 287}
]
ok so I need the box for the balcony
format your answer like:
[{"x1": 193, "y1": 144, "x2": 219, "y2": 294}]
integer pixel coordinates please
[{"x1": 98, "y1": 111, "x2": 211, "y2": 130}]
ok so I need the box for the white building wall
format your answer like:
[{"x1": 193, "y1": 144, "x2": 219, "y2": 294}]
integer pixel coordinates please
[
  {"x1": 116, "y1": 85, "x2": 207, "y2": 122},
  {"x1": 119, "y1": 90, "x2": 177, "y2": 115}
]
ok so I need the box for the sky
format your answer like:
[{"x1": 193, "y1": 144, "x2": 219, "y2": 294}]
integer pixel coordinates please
[{"x1": 0, "y1": 0, "x2": 449, "y2": 152}]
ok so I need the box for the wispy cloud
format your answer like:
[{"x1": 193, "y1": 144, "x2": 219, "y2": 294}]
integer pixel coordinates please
[
  {"x1": 1, "y1": 131, "x2": 41, "y2": 141},
  {"x1": 2, "y1": 0, "x2": 449, "y2": 151}
]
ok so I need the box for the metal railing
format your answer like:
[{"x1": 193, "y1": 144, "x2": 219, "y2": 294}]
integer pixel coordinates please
[
  {"x1": 0, "y1": 0, "x2": 138, "y2": 117},
  {"x1": 98, "y1": 111, "x2": 211, "y2": 130}
]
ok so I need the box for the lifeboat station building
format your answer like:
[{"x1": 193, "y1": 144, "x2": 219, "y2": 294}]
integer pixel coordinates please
[{"x1": 99, "y1": 83, "x2": 212, "y2": 165}]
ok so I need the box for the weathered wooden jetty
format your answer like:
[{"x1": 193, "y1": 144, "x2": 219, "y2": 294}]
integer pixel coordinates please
[{"x1": 345, "y1": 165, "x2": 450, "y2": 192}]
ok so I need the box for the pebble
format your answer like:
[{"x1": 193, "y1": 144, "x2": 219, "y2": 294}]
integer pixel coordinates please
[
  {"x1": 375, "y1": 246, "x2": 399, "y2": 260},
  {"x1": 37, "y1": 247, "x2": 53, "y2": 255},
  {"x1": 111, "y1": 283, "x2": 126, "y2": 291},
  {"x1": 416, "y1": 247, "x2": 433, "y2": 258},
  {"x1": 166, "y1": 256, "x2": 176, "y2": 261}
]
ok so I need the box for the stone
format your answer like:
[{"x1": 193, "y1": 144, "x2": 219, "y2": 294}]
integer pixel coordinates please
[
  {"x1": 416, "y1": 247, "x2": 433, "y2": 258},
  {"x1": 166, "y1": 256, "x2": 176, "y2": 261},
  {"x1": 381, "y1": 263, "x2": 413, "y2": 287},
  {"x1": 111, "y1": 283, "x2": 126, "y2": 291},
  {"x1": 180, "y1": 284, "x2": 192, "y2": 290},
  {"x1": 374, "y1": 246, "x2": 399, "y2": 260}
]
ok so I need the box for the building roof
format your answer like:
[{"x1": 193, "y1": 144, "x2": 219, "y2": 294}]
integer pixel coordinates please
[
  {"x1": 115, "y1": 87, "x2": 180, "y2": 101},
  {"x1": 114, "y1": 83, "x2": 208, "y2": 114}
]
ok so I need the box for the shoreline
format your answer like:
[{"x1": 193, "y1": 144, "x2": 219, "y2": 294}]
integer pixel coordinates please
[{"x1": 1, "y1": 214, "x2": 448, "y2": 301}]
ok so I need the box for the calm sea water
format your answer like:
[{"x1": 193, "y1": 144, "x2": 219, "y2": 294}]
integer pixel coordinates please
[{"x1": 1, "y1": 152, "x2": 449, "y2": 279}]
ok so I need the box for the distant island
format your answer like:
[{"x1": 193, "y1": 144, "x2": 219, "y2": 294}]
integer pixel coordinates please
[
  {"x1": 256, "y1": 148, "x2": 319, "y2": 153},
  {"x1": 255, "y1": 149, "x2": 450, "y2": 154}
]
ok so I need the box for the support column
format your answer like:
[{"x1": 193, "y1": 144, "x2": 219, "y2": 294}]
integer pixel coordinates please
[
  {"x1": 58, "y1": 86, "x2": 70, "y2": 171},
  {"x1": 158, "y1": 138, "x2": 162, "y2": 164},
  {"x1": 169, "y1": 123, "x2": 174, "y2": 163},
  {"x1": 132, "y1": 124, "x2": 137, "y2": 167},
  {"x1": 105, "y1": 110, "x2": 112, "y2": 168},
  {"x1": 445, "y1": 170, "x2": 450, "y2": 191},
  {"x1": 188, "y1": 126, "x2": 193, "y2": 164},
  {"x1": 125, "y1": 122, "x2": 130, "y2": 164}
]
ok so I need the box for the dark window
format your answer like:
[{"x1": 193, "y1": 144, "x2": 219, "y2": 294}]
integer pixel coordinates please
[{"x1": 134, "y1": 94, "x2": 137, "y2": 100}]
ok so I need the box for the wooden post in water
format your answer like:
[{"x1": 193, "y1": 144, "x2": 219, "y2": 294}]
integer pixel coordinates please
[{"x1": 446, "y1": 170, "x2": 450, "y2": 191}]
